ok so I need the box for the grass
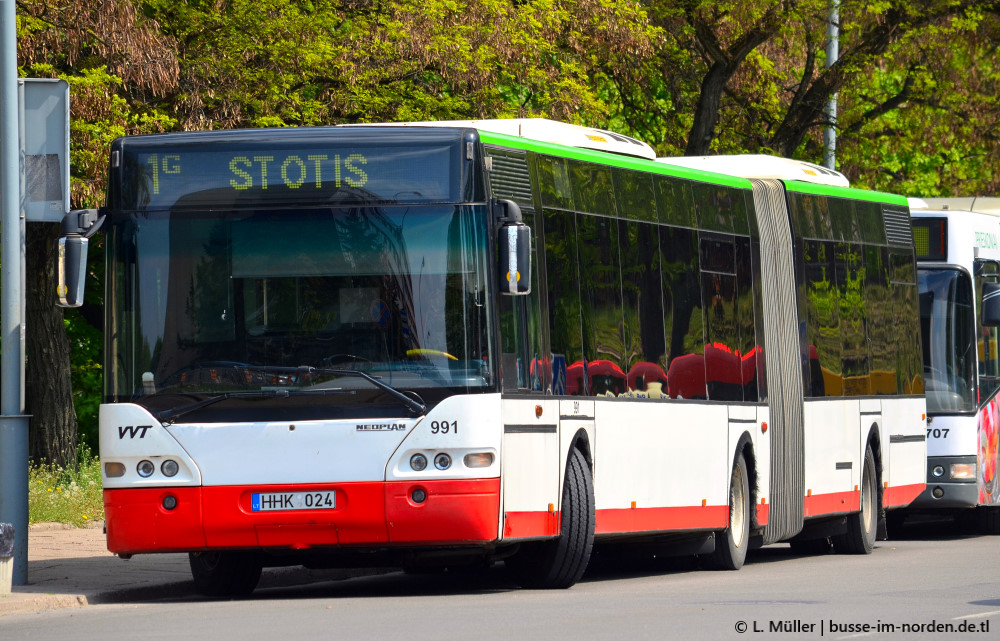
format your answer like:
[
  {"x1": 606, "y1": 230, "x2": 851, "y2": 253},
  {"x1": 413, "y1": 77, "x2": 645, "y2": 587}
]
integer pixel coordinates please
[{"x1": 28, "y1": 446, "x2": 104, "y2": 527}]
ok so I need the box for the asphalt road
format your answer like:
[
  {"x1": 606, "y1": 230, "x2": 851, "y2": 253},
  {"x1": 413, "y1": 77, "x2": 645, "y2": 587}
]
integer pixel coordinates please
[{"x1": 3, "y1": 518, "x2": 998, "y2": 641}]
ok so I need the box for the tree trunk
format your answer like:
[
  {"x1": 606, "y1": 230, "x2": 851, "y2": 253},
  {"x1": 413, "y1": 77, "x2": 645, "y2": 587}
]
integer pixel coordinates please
[{"x1": 25, "y1": 222, "x2": 78, "y2": 468}]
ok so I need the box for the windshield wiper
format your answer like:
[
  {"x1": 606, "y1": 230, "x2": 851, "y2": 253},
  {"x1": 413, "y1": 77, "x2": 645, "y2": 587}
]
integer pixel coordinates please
[
  {"x1": 155, "y1": 389, "x2": 351, "y2": 424},
  {"x1": 304, "y1": 368, "x2": 427, "y2": 416}
]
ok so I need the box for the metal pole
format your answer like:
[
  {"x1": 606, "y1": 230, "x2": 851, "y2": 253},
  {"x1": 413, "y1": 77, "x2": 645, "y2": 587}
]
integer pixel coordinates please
[
  {"x1": 0, "y1": 0, "x2": 30, "y2": 586},
  {"x1": 823, "y1": 0, "x2": 840, "y2": 170}
]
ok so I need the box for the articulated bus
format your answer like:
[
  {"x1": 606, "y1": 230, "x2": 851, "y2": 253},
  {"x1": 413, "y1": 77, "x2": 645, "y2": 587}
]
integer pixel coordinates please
[
  {"x1": 56, "y1": 119, "x2": 926, "y2": 596},
  {"x1": 905, "y1": 197, "x2": 1000, "y2": 533}
]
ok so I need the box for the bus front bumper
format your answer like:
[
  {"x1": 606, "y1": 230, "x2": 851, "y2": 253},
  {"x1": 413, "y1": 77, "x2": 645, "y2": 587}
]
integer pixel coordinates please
[{"x1": 103, "y1": 478, "x2": 501, "y2": 555}]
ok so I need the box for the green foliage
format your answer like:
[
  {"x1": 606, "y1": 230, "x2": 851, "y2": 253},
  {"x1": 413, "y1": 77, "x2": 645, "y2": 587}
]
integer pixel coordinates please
[
  {"x1": 65, "y1": 310, "x2": 102, "y2": 452},
  {"x1": 28, "y1": 445, "x2": 104, "y2": 526}
]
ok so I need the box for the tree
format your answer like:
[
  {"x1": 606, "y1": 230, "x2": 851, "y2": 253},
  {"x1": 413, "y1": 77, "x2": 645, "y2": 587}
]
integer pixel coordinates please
[
  {"x1": 603, "y1": 0, "x2": 1000, "y2": 195},
  {"x1": 16, "y1": 0, "x2": 179, "y2": 465}
]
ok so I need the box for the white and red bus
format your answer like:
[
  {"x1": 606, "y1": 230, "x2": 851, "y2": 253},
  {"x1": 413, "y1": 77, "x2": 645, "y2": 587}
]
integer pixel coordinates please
[
  {"x1": 905, "y1": 198, "x2": 1000, "y2": 533},
  {"x1": 56, "y1": 120, "x2": 926, "y2": 596}
]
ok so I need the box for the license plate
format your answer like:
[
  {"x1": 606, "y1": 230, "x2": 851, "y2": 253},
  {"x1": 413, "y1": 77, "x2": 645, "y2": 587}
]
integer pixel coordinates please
[{"x1": 251, "y1": 491, "x2": 336, "y2": 512}]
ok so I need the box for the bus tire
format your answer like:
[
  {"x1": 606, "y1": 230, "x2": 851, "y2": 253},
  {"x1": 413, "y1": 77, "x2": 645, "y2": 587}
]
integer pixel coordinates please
[
  {"x1": 705, "y1": 451, "x2": 750, "y2": 570},
  {"x1": 833, "y1": 444, "x2": 877, "y2": 554},
  {"x1": 977, "y1": 506, "x2": 1000, "y2": 535},
  {"x1": 506, "y1": 448, "x2": 595, "y2": 589},
  {"x1": 189, "y1": 551, "x2": 263, "y2": 597}
]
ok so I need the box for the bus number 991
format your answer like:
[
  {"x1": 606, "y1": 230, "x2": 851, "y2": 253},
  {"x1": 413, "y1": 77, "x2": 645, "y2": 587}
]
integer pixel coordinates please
[{"x1": 430, "y1": 420, "x2": 458, "y2": 434}]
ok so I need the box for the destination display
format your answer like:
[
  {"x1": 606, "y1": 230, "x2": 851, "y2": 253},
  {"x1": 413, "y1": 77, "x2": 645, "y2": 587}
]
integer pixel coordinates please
[{"x1": 113, "y1": 129, "x2": 464, "y2": 210}]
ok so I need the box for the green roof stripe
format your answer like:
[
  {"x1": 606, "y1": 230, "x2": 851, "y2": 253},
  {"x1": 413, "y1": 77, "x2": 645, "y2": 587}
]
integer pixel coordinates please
[
  {"x1": 477, "y1": 131, "x2": 754, "y2": 190},
  {"x1": 784, "y1": 179, "x2": 908, "y2": 206}
]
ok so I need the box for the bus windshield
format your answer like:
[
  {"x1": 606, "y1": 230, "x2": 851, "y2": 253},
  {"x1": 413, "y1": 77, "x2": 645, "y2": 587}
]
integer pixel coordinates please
[
  {"x1": 919, "y1": 267, "x2": 976, "y2": 413},
  {"x1": 106, "y1": 204, "x2": 495, "y2": 420}
]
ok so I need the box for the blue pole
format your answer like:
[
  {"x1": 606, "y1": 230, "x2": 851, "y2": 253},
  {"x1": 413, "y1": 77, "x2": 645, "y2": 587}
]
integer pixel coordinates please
[{"x1": 0, "y1": 0, "x2": 30, "y2": 586}]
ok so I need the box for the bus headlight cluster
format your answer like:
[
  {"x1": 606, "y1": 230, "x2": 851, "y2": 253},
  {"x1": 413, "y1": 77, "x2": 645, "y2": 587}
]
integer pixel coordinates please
[
  {"x1": 128, "y1": 459, "x2": 182, "y2": 479},
  {"x1": 408, "y1": 451, "x2": 494, "y2": 471},
  {"x1": 951, "y1": 463, "x2": 976, "y2": 480}
]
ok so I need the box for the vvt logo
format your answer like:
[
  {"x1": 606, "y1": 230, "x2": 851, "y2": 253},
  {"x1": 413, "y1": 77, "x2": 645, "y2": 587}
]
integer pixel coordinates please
[{"x1": 118, "y1": 425, "x2": 153, "y2": 439}]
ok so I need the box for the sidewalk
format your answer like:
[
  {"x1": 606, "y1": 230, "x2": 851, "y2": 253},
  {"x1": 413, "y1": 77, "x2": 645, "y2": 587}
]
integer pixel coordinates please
[
  {"x1": 0, "y1": 522, "x2": 369, "y2": 617},
  {"x1": 0, "y1": 522, "x2": 190, "y2": 616}
]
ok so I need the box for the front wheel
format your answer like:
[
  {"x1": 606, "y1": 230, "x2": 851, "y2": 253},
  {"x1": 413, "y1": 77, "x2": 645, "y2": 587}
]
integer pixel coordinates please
[
  {"x1": 189, "y1": 551, "x2": 263, "y2": 597},
  {"x1": 705, "y1": 451, "x2": 750, "y2": 570},
  {"x1": 832, "y1": 444, "x2": 878, "y2": 554},
  {"x1": 506, "y1": 448, "x2": 595, "y2": 588}
]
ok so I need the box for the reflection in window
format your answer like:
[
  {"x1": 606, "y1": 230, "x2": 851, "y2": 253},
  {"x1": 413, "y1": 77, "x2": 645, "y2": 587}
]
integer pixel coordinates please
[{"x1": 919, "y1": 268, "x2": 975, "y2": 413}]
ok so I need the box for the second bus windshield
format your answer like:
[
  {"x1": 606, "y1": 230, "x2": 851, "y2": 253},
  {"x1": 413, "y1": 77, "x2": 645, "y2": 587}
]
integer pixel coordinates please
[{"x1": 919, "y1": 267, "x2": 977, "y2": 413}]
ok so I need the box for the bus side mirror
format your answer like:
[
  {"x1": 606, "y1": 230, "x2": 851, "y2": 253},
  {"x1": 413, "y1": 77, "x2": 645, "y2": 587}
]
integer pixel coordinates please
[
  {"x1": 56, "y1": 209, "x2": 104, "y2": 308},
  {"x1": 493, "y1": 199, "x2": 531, "y2": 296},
  {"x1": 498, "y1": 223, "x2": 532, "y2": 295},
  {"x1": 57, "y1": 235, "x2": 88, "y2": 308},
  {"x1": 983, "y1": 282, "x2": 1000, "y2": 327}
]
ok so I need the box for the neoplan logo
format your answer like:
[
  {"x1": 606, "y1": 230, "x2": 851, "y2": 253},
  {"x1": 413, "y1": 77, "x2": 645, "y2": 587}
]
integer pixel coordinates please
[{"x1": 118, "y1": 425, "x2": 153, "y2": 439}]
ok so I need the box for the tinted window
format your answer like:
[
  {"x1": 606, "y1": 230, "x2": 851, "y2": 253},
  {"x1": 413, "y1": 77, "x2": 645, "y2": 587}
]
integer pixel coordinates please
[
  {"x1": 614, "y1": 169, "x2": 657, "y2": 223},
  {"x1": 661, "y1": 226, "x2": 705, "y2": 398},
  {"x1": 620, "y1": 220, "x2": 667, "y2": 394},
  {"x1": 657, "y1": 177, "x2": 697, "y2": 227},
  {"x1": 543, "y1": 209, "x2": 584, "y2": 395},
  {"x1": 570, "y1": 161, "x2": 616, "y2": 216},
  {"x1": 804, "y1": 239, "x2": 841, "y2": 396},
  {"x1": 578, "y1": 214, "x2": 625, "y2": 396},
  {"x1": 537, "y1": 156, "x2": 574, "y2": 210}
]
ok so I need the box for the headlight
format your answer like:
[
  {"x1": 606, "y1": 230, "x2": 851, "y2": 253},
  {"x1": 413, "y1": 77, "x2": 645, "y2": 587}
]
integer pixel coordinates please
[
  {"x1": 410, "y1": 453, "x2": 428, "y2": 471},
  {"x1": 951, "y1": 463, "x2": 976, "y2": 480},
  {"x1": 434, "y1": 453, "x2": 452, "y2": 470},
  {"x1": 464, "y1": 452, "x2": 495, "y2": 468},
  {"x1": 161, "y1": 460, "x2": 179, "y2": 477},
  {"x1": 931, "y1": 465, "x2": 945, "y2": 478},
  {"x1": 137, "y1": 460, "x2": 155, "y2": 478},
  {"x1": 104, "y1": 462, "x2": 126, "y2": 478}
]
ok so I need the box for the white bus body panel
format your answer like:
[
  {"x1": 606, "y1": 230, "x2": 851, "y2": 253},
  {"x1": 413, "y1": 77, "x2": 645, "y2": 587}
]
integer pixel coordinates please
[
  {"x1": 101, "y1": 395, "x2": 503, "y2": 489},
  {"x1": 802, "y1": 399, "x2": 861, "y2": 510},
  {"x1": 882, "y1": 396, "x2": 930, "y2": 492}
]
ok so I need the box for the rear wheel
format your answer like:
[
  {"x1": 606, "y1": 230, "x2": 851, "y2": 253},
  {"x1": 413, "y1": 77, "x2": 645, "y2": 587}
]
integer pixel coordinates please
[
  {"x1": 705, "y1": 451, "x2": 750, "y2": 570},
  {"x1": 507, "y1": 448, "x2": 595, "y2": 588},
  {"x1": 189, "y1": 551, "x2": 263, "y2": 597},
  {"x1": 833, "y1": 444, "x2": 877, "y2": 554}
]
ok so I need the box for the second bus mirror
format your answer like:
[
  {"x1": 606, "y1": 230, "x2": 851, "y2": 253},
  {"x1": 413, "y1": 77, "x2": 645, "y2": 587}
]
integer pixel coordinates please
[
  {"x1": 498, "y1": 223, "x2": 532, "y2": 295},
  {"x1": 983, "y1": 282, "x2": 1000, "y2": 327},
  {"x1": 56, "y1": 235, "x2": 88, "y2": 308}
]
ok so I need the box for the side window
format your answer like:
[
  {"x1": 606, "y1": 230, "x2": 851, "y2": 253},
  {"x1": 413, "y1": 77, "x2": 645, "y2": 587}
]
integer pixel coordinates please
[
  {"x1": 804, "y1": 239, "x2": 841, "y2": 397},
  {"x1": 620, "y1": 219, "x2": 668, "y2": 395},
  {"x1": 544, "y1": 209, "x2": 585, "y2": 395},
  {"x1": 839, "y1": 242, "x2": 869, "y2": 395},
  {"x1": 700, "y1": 234, "x2": 741, "y2": 401},
  {"x1": 976, "y1": 260, "x2": 1000, "y2": 401},
  {"x1": 661, "y1": 226, "x2": 705, "y2": 399},
  {"x1": 889, "y1": 250, "x2": 923, "y2": 395},
  {"x1": 865, "y1": 245, "x2": 896, "y2": 394},
  {"x1": 578, "y1": 214, "x2": 626, "y2": 396},
  {"x1": 499, "y1": 211, "x2": 544, "y2": 393},
  {"x1": 736, "y1": 236, "x2": 760, "y2": 401}
]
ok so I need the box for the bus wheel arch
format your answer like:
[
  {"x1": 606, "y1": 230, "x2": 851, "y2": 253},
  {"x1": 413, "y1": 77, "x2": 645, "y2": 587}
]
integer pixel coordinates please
[
  {"x1": 832, "y1": 429, "x2": 880, "y2": 554},
  {"x1": 506, "y1": 443, "x2": 595, "y2": 589},
  {"x1": 704, "y1": 435, "x2": 753, "y2": 570}
]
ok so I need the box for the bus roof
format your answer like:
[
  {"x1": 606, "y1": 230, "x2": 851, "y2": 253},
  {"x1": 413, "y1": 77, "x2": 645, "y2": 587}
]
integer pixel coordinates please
[
  {"x1": 908, "y1": 197, "x2": 1000, "y2": 216},
  {"x1": 654, "y1": 154, "x2": 850, "y2": 187},
  {"x1": 344, "y1": 118, "x2": 658, "y2": 160}
]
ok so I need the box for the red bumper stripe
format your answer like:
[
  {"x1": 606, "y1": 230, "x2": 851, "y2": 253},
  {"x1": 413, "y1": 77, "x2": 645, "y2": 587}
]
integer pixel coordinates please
[
  {"x1": 883, "y1": 483, "x2": 926, "y2": 508},
  {"x1": 105, "y1": 478, "x2": 501, "y2": 555},
  {"x1": 804, "y1": 490, "x2": 860, "y2": 517}
]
